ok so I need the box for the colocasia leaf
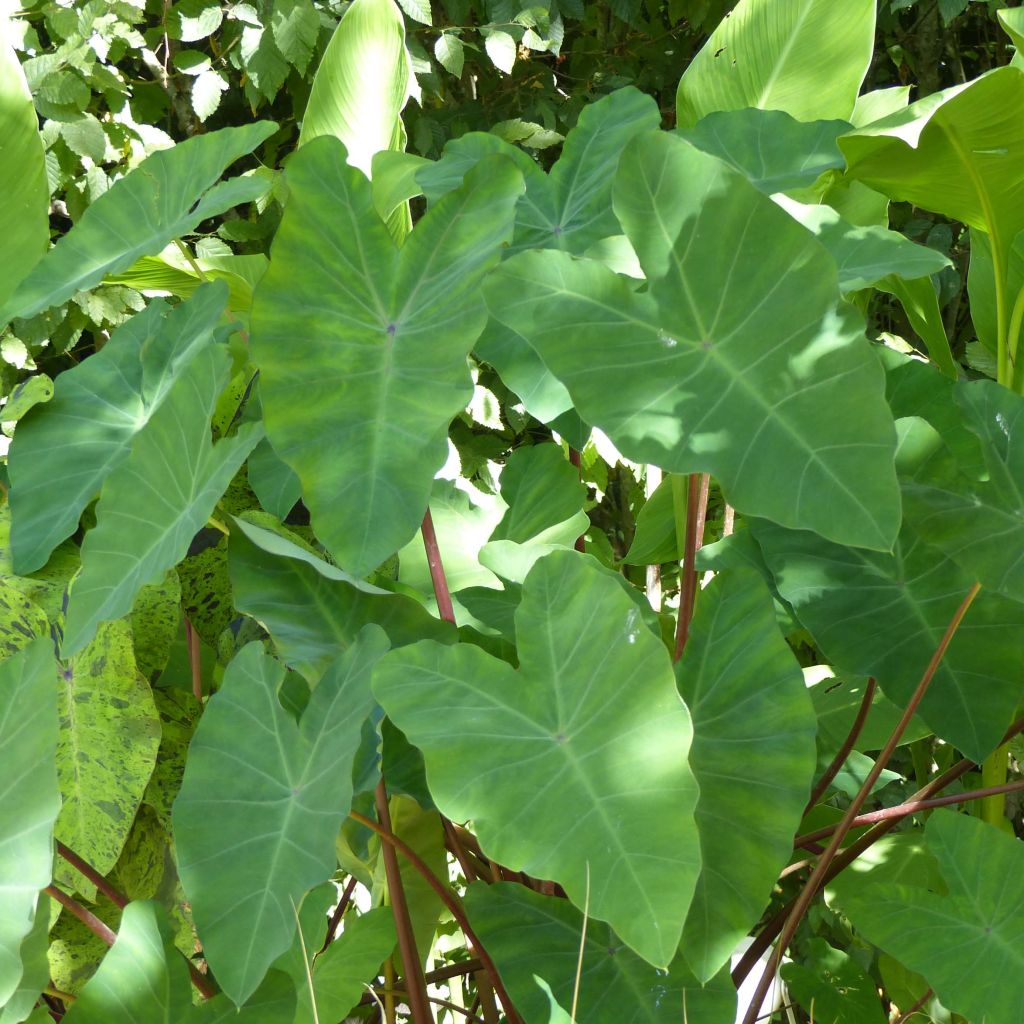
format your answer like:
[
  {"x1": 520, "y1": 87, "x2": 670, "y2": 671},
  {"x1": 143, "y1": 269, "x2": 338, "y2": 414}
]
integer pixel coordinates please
[{"x1": 374, "y1": 549, "x2": 700, "y2": 967}]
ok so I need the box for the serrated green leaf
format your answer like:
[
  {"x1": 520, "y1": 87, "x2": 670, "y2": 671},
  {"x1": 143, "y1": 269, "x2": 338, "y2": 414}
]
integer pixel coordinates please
[
  {"x1": 191, "y1": 69, "x2": 227, "y2": 121},
  {"x1": 486, "y1": 132, "x2": 900, "y2": 552},
  {"x1": 59, "y1": 113, "x2": 106, "y2": 163},
  {"x1": 676, "y1": 0, "x2": 875, "y2": 127},
  {"x1": 484, "y1": 29, "x2": 516, "y2": 72},
  {"x1": 464, "y1": 883, "x2": 737, "y2": 1023},
  {"x1": 174, "y1": 629, "x2": 387, "y2": 1004},
  {"x1": 1, "y1": 124, "x2": 275, "y2": 322},
  {"x1": 752, "y1": 518, "x2": 1024, "y2": 761},
  {"x1": 168, "y1": 0, "x2": 224, "y2": 41},
  {"x1": 678, "y1": 569, "x2": 816, "y2": 980},
  {"x1": 0, "y1": 640, "x2": 59, "y2": 1008},
  {"x1": 54, "y1": 621, "x2": 160, "y2": 896},
  {"x1": 251, "y1": 137, "x2": 523, "y2": 576},
  {"x1": 374, "y1": 550, "x2": 700, "y2": 967},
  {"x1": 434, "y1": 32, "x2": 464, "y2": 76},
  {"x1": 62, "y1": 342, "x2": 262, "y2": 656},
  {"x1": 229, "y1": 517, "x2": 454, "y2": 682},
  {"x1": 271, "y1": 0, "x2": 320, "y2": 73},
  {"x1": 0, "y1": 21, "x2": 48, "y2": 309}
]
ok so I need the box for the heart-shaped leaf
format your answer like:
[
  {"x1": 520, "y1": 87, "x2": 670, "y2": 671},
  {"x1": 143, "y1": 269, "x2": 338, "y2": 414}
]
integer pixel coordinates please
[
  {"x1": 374, "y1": 549, "x2": 700, "y2": 967},
  {"x1": 173, "y1": 628, "x2": 387, "y2": 1004},
  {"x1": 251, "y1": 136, "x2": 523, "y2": 577},
  {"x1": 486, "y1": 132, "x2": 900, "y2": 551}
]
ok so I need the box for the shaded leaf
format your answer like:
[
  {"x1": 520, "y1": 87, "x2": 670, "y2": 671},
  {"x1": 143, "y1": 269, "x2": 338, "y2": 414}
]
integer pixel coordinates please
[{"x1": 174, "y1": 629, "x2": 387, "y2": 1004}]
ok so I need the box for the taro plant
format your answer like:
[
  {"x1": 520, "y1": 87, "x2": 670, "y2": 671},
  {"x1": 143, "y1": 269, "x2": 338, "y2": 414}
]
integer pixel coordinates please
[{"x1": 5, "y1": 0, "x2": 1024, "y2": 1023}]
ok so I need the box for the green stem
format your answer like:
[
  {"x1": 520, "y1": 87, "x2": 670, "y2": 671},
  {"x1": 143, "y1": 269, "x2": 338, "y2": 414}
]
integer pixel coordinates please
[
  {"x1": 980, "y1": 744, "x2": 1009, "y2": 827},
  {"x1": 1006, "y1": 283, "x2": 1024, "y2": 390}
]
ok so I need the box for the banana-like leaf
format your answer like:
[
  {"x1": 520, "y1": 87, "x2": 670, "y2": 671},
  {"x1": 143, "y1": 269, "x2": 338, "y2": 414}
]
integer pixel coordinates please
[
  {"x1": 298, "y1": 0, "x2": 409, "y2": 176},
  {"x1": 752, "y1": 519, "x2": 1024, "y2": 762},
  {"x1": 678, "y1": 569, "x2": 816, "y2": 981},
  {"x1": 902, "y1": 380, "x2": 1024, "y2": 603},
  {"x1": 8, "y1": 283, "x2": 229, "y2": 575},
  {"x1": 374, "y1": 550, "x2": 700, "y2": 967},
  {"x1": 62, "y1": 341, "x2": 262, "y2": 655},
  {"x1": 1, "y1": 124, "x2": 275, "y2": 322},
  {"x1": 228, "y1": 517, "x2": 453, "y2": 682},
  {"x1": 251, "y1": 136, "x2": 523, "y2": 577},
  {"x1": 464, "y1": 883, "x2": 737, "y2": 1023},
  {"x1": 839, "y1": 812, "x2": 1024, "y2": 1024},
  {"x1": 0, "y1": 20, "x2": 48, "y2": 308},
  {"x1": 54, "y1": 621, "x2": 161, "y2": 895},
  {"x1": 0, "y1": 640, "x2": 58, "y2": 1008},
  {"x1": 174, "y1": 629, "x2": 387, "y2": 1005},
  {"x1": 486, "y1": 132, "x2": 900, "y2": 552},
  {"x1": 676, "y1": 0, "x2": 875, "y2": 128}
]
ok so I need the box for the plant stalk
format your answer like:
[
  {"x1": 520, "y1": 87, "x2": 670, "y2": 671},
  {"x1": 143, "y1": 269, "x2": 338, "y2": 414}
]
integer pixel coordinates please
[
  {"x1": 739, "y1": 581, "x2": 982, "y2": 1024},
  {"x1": 568, "y1": 448, "x2": 586, "y2": 552},
  {"x1": 804, "y1": 678, "x2": 876, "y2": 811},
  {"x1": 980, "y1": 743, "x2": 1010, "y2": 827},
  {"x1": 672, "y1": 473, "x2": 709, "y2": 661}
]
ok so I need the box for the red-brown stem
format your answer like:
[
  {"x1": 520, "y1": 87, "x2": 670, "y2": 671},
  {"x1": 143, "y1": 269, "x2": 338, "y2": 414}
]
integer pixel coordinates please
[
  {"x1": 421, "y1": 509, "x2": 456, "y2": 624},
  {"x1": 55, "y1": 841, "x2": 127, "y2": 909},
  {"x1": 47, "y1": 886, "x2": 116, "y2": 945},
  {"x1": 321, "y1": 874, "x2": 358, "y2": 951},
  {"x1": 568, "y1": 448, "x2": 586, "y2": 553},
  {"x1": 673, "y1": 473, "x2": 709, "y2": 661},
  {"x1": 185, "y1": 619, "x2": 203, "y2": 701},
  {"x1": 351, "y1": 811, "x2": 521, "y2": 1024},
  {"x1": 373, "y1": 781, "x2": 432, "y2": 1024},
  {"x1": 736, "y1": 715, "x2": 1024, "y2": 989},
  {"x1": 894, "y1": 988, "x2": 933, "y2": 1023},
  {"x1": 795, "y1": 778, "x2": 1024, "y2": 848},
  {"x1": 739, "y1": 582, "x2": 982, "y2": 1024},
  {"x1": 443, "y1": 818, "x2": 478, "y2": 883},
  {"x1": 804, "y1": 679, "x2": 877, "y2": 812}
]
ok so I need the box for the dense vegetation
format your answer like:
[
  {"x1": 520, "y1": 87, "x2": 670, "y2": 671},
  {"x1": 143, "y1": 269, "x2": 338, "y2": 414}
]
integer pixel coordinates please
[{"x1": 3, "y1": 1, "x2": 1024, "y2": 1022}]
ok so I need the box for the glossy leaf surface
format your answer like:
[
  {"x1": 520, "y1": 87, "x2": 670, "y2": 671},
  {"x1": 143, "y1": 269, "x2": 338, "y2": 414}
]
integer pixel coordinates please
[
  {"x1": 486, "y1": 132, "x2": 900, "y2": 551},
  {"x1": 678, "y1": 569, "x2": 816, "y2": 980},
  {"x1": 1, "y1": 124, "x2": 275, "y2": 322},
  {"x1": 173, "y1": 629, "x2": 386, "y2": 1004},
  {"x1": 251, "y1": 136, "x2": 523, "y2": 576},
  {"x1": 676, "y1": 0, "x2": 875, "y2": 127},
  {"x1": 374, "y1": 550, "x2": 700, "y2": 967}
]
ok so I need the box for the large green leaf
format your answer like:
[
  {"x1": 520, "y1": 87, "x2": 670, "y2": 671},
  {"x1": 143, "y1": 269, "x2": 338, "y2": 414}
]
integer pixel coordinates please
[
  {"x1": 751, "y1": 519, "x2": 1024, "y2": 761},
  {"x1": 251, "y1": 136, "x2": 523, "y2": 576},
  {"x1": 0, "y1": 639, "x2": 58, "y2": 1008},
  {"x1": 62, "y1": 343, "x2": 261, "y2": 655},
  {"x1": 1, "y1": 124, "x2": 275, "y2": 322},
  {"x1": 679, "y1": 109, "x2": 849, "y2": 195},
  {"x1": 55, "y1": 621, "x2": 161, "y2": 895},
  {"x1": 0, "y1": 892, "x2": 50, "y2": 1024},
  {"x1": 464, "y1": 883, "x2": 737, "y2": 1024},
  {"x1": 677, "y1": 569, "x2": 816, "y2": 981},
  {"x1": 840, "y1": 812, "x2": 1024, "y2": 1024},
  {"x1": 675, "y1": 0, "x2": 875, "y2": 128},
  {"x1": 0, "y1": 20, "x2": 48, "y2": 308},
  {"x1": 228, "y1": 517, "x2": 453, "y2": 682},
  {"x1": 486, "y1": 132, "x2": 900, "y2": 552},
  {"x1": 901, "y1": 380, "x2": 1024, "y2": 603},
  {"x1": 374, "y1": 550, "x2": 700, "y2": 967},
  {"x1": 173, "y1": 629, "x2": 387, "y2": 1004},
  {"x1": 780, "y1": 938, "x2": 887, "y2": 1024},
  {"x1": 8, "y1": 284, "x2": 228, "y2": 575},
  {"x1": 298, "y1": 0, "x2": 409, "y2": 176}
]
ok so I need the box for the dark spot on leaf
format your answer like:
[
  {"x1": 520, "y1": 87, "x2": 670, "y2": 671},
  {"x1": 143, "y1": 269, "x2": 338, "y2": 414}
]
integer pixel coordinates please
[
  {"x1": 702, "y1": 339, "x2": 713, "y2": 351},
  {"x1": 552, "y1": 225, "x2": 563, "y2": 236},
  {"x1": 554, "y1": 732, "x2": 568, "y2": 744},
  {"x1": 386, "y1": 323, "x2": 397, "y2": 336}
]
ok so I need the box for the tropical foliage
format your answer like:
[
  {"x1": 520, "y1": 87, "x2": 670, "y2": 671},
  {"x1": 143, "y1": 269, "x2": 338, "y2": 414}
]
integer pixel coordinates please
[{"x1": 3, "y1": 1, "x2": 1024, "y2": 1023}]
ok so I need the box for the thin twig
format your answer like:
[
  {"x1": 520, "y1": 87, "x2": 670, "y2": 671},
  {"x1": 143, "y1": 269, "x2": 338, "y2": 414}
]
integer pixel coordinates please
[
  {"x1": 804, "y1": 679, "x2": 877, "y2": 811},
  {"x1": 350, "y1": 810, "x2": 521, "y2": 1024},
  {"x1": 739, "y1": 582, "x2": 982, "y2": 1024},
  {"x1": 379, "y1": 991, "x2": 487, "y2": 1023},
  {"x1": 795, "y1": 778, "x2": 1024, "y2": 848},
  {"x1": 894, "y1": 988, "x2": 933, "y2": 1023},
  {"x1": 374, "y1": 781, "x2": 433, "y2": 1024},
  {"x1": 321, "y1": 875, "x2": 358, "y2": 952}
]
